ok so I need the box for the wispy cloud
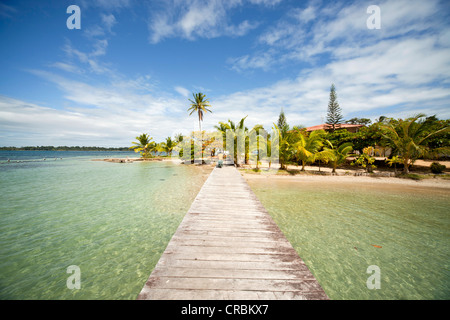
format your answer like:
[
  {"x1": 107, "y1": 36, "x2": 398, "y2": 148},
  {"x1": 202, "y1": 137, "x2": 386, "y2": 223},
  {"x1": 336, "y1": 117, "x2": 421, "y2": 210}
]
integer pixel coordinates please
[
  {"x1": 0, "y1": 70, "x2": 193, "y2": 147},
  {"x1": 57, "y1": 7, "x2": 120, "y2": 76},
  {"x1": 79, "y1": 0, "x2": 132, "y2": 10},
  {"x1": 225, "y1": 0, "x2": 450, "y2": 123},
  {"x1": 228, "y1": 51, "x2": 274, "y2": 72},
  {"x1": 2, "y1": 0, "x2": 449, "y2": 148},
  {"x1": 0, "y1": 3, "x2": 17, "y2": 19},
  {"x1": 231, "y1": 0, "x2": 447, "y2": 70},
  {"x1": 175, "y1": 86, "x2": 191, "y2": 97},
  {"x1": 59, "y1": 39, "x2": 113, "y2": 75},
  {"x1": 147, "y1": 0, "x2": 263, "y2": 43},
  {"x1": 101, "y1": 13, "x2": 117, "y2": 33}
]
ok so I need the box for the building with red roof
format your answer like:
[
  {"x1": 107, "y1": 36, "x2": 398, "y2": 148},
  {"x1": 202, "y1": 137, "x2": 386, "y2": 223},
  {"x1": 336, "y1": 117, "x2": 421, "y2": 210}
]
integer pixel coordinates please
[{"x1": 305, "y1": 123, "x2": 364, "y2": 133}]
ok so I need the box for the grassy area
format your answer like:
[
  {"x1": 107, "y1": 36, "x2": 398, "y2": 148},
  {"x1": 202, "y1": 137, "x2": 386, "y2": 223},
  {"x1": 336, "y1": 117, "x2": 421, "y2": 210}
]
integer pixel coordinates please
[{"x1": 397, "y1": 173, "x2": 425, "y2": 180}]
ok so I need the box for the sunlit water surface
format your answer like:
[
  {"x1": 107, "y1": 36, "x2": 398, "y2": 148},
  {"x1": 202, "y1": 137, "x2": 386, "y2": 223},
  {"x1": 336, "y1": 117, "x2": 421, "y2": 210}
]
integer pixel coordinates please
[
  {"x1": 247, "y1": 177, "x2": 450, "y2": 300},
  {"x1": 0, "y1": 151, "x2": 211, "y2": 299}
]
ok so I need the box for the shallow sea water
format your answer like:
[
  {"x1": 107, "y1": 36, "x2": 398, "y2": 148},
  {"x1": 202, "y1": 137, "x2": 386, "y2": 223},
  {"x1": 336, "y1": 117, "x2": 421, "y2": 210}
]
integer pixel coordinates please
[
  {"x1": 247, "y1": 177, "x2": 450, "y2": 300},
  {"x1": 0, "y1": 151, "x2": 211, "y2": 299}
]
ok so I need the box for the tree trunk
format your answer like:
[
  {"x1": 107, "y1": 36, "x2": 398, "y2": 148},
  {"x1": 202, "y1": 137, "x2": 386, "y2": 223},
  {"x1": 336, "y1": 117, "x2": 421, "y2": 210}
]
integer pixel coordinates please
[
  {"x1": 198, "y1": 119, "x2": 206, "y2": 164},
  {"x1": 403, "y1": 158, "x2": 410, "y2": 174},
  {"x1": 301, "y1": 160, "x2": 306, "y2": 171}
]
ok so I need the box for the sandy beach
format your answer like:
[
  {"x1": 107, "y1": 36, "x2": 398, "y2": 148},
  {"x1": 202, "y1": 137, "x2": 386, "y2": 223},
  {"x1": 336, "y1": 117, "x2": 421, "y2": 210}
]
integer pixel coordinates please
[
  {"x1": 239, "y1": 164, "x2": 450, "y2": 192},
  {"x1": 242, "y1": 170, "x2": 450, "y2": 189}
]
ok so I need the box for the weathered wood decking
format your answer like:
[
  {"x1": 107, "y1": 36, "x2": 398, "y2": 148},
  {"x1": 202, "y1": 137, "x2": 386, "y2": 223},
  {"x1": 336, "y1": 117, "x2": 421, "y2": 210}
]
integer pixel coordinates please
[{"x1": 137, "y1": 166, "x2": 328, "y2": 300}]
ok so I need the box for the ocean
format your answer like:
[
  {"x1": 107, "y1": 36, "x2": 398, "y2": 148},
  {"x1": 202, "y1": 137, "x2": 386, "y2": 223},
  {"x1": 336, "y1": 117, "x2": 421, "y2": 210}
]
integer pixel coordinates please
[
  {"x1": 247, "y1": 177, "x2": 450, "y2": 300},
  {"x1": 0, "y1": 150, "x2": 211, "y2": 299},
  {"x1": 2, "y1": 150, "x2": 449, "y2": 300}
]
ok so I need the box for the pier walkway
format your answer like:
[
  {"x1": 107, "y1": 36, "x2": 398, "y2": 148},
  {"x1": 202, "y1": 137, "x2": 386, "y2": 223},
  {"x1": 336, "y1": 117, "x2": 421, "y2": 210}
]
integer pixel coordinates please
[{"x1": 137, "y1": 166, "x2": 328, "y2": 300}]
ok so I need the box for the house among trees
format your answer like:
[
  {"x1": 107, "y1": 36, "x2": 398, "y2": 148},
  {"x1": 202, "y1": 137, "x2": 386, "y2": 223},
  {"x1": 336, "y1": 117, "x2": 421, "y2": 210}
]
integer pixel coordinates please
[{"x1": 305, "y1": 123, "x2": 364, "y2": 133}]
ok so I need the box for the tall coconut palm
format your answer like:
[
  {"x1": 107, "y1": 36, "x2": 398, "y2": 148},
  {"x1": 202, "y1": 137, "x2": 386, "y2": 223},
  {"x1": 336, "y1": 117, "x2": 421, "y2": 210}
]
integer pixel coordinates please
[
  {"x1": 380, "y1": 113, "x2": 449, "y2": 173},
  {"x1": 187, "y1": 92, "x2": 212, "y2": 133},
  {"x1": 294, "y1": 130, "x2": 326, "y2": 171},
  {"x1": 130, "y1": 133, "x2": 155, "y2": 158}
]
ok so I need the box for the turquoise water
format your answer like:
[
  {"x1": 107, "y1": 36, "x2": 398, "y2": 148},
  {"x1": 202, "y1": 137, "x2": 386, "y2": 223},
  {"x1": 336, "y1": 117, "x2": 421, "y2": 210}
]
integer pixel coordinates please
[
  {"x1": 247, "y1": 178, "x2": 450, "y2": 300},
  {"x1": 0, "y1": 151, "x2": 211, "y2": 299}
]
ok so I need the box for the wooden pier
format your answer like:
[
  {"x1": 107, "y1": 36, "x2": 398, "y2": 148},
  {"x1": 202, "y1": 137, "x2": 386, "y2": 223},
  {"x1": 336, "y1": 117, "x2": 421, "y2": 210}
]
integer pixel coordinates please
[{"x1": 137, "y1": 166, "x2": 328, "y2": 300}]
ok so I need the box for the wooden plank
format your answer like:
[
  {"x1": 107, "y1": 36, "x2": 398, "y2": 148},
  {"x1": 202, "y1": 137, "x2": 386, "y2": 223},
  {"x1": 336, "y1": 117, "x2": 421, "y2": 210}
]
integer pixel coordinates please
[{"x1": 137, "y1": 166, "x2": 328, "y2": 300}]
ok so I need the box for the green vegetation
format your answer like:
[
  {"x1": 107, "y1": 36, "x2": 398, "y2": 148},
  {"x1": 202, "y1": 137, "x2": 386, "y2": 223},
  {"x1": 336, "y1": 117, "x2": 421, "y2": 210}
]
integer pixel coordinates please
[
  {"x1": 430, "y1": 162, "x2": 446, "y2": 174},
  {"x1": 217, "y1": 112, "x2": 448, "y2": 174},
  {"x1": 187, "y1": 92, "x2": 212, "y2": 133},
  {"x1": 379, "y1": 113, "x2": 450, "y2": 173},
  {"x1": 323, "y1": 141, "x2": 353, "y2": 173},
  {"x1": 294, "y1": 129, "x2": 326, "y2": 171},
  {"x1": 326, "y1": 83, "x2": 343, "y2": 132},
  {"x1": 124, "y1": 87, "x2": 449, "y2": 172},
  {"x1": 385, "y1": 155, "x2": 402, "y2": 174},
  {"x1": 397, "y1": 173, "x2": 425, "y2": 181},
  {"x1": 7, "y1": 85, "x2": 449, "y2": 176},
  {"x1": 214, "y1": 116, "x2": 248, "y2": 166},
  {"x1": 130, "y1": 133, "x2": 156, "y2": 158},
  {"x1": 352, "y1": 146, "x2": 376, "y2": 173}
]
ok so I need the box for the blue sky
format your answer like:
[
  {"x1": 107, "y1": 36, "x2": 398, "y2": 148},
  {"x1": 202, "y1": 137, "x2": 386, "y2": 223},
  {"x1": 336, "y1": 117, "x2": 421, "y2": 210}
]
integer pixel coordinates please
[{"x1": 0, "y1": 0, "x2": 449, "y2": 147}]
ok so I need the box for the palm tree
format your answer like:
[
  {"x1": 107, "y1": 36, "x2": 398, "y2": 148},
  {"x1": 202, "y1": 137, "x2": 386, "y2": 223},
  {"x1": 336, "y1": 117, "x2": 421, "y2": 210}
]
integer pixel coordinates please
[
  {"x1": 249, "y1": 124, "x2": 267, "y2": 170},
  {"x1": 380, "y1": 113, "x2": 450, "y2": 173},
  {"x1": 130, "y1": 133, "x2": 155, "y2": 158},
  {"x1": 214, "y1": 116, "x2": 248, "y2": 166},
  {"x1": 272, "y1": 123, "x2": 294, "y2": 170},
  {"x1": 294, "y1": 130, "x2": 326, "y2": 171},
  {"x1": 322, "y1": 141, "x2": 353, "y2": 173},
  {"x1": 161, "y1": 136, "x2": 176, "y2": 157},
  {"x1": 315, "y1": 148, "x2": 331, "y2": 172},
  {"x1": 187, "y1": 92, "x2": 212, "y2": 133},
  {"x1": 353, "y1": 146, "x2": 376, "y2": 173},
  {"x1": 385, "y1": 155, "x2": 402, "y2": 174},
  {"x1": 174, "y1": 133, "x2": 184, "y2": 143}
]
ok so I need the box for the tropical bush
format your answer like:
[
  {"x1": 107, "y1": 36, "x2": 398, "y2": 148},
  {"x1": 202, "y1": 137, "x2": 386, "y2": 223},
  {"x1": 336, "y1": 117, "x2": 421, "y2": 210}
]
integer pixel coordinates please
[{"x1": 430, "y1": 162, "x2": 446, "y2": 174}]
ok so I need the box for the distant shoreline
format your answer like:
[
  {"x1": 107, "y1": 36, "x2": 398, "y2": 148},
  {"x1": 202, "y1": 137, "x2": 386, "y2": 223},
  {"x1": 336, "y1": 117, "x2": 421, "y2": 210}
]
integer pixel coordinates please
[
  {"x1": 0, "y1": 147, "x2": 131, "y2": 151},
  {"x1": 94, "y1": 157, "x2": 182, "y2": 163}
]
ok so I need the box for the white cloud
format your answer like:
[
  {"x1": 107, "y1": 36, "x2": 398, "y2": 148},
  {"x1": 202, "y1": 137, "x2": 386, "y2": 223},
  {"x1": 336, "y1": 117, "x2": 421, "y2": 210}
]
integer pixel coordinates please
[
  {"x1": 91, "y1": 39, "x2": 108, "y2": 57},
  {"x1": 0, "y1": 95, "x2": 120, "y2": 146},
  {"x1": 228, "y1": 51, "x2": 274, "y2": 72},
  {"x1": 225, "y1": 0, "x2": 450, "y2": 124},
  {"x1": 234, "y1": 0, "x2": 446, "y2": 69},
  {"x1": 61, "y1": 39, "x2": 113, "y2": 75},
  {"x1": 101, "y1": 14, "x2": 117, "y2": 32},
  {"x1": 3, "y1": 0, "x2": 449, "y2": 148},
  {"x1": 175, "y1": 86, "x2": 191, "y2": 97},
  {"x1": 80, "y1": 0, "x2": 131, "y2": 10},
  {"x1": 0, "y1": 84, "x2": 192, "y2": 147},
  {"x1": 49, "y1": 62, "x2": 84, "y2": 74},
  {"x1": 248, "y1": 0, "x2": 282, "y2": 6},
  {"x1": 148, "y1": 0, "x2": 262, "y2": 43},
  {"x1": 8, "y1": 69, "x2": 202, "y2": 145}
]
